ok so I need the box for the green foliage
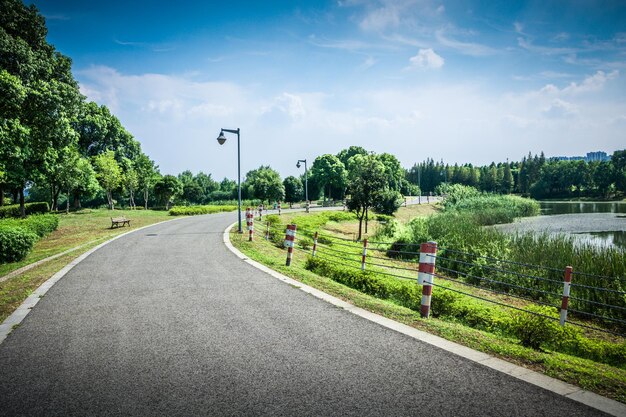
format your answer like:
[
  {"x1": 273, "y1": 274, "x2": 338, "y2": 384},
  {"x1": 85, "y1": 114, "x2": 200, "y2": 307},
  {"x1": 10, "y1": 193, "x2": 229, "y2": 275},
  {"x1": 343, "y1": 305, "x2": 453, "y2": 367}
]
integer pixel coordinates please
[
  {"x1": 0, "y1": 202, "x2": 49, "y2": 218},
  {"x1": 168, "y1": 205, "x2": 237, "y2": 216},
  {"x1": 310, "y1": 154, "x2": 347, "y2": 200},
  {"x1": 508, "y1": 306, "x2": 563, "y2": 350},
  {"x1": 0, "y1": 225, "x2": 37, "y2": 263},
  {"x1": 372, "y1": 189, "x2": 403, "y2": 215},
  {"x1": 244, "y1": 165, "x2": 285, "y2": 203},
  {"x1": 283, "y1": 175, "x2": 303, "y2": 204}
]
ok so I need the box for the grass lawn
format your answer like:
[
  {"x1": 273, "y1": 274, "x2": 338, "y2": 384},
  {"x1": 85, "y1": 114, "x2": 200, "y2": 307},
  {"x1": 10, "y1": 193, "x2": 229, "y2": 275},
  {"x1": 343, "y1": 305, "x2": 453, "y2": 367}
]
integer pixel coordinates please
[
  {"x1": 230, "y1": 208, "x2": 626, "y2": 404},
  {"x1": 0, "y1": 208, "x2": 175, "y2": 322}
]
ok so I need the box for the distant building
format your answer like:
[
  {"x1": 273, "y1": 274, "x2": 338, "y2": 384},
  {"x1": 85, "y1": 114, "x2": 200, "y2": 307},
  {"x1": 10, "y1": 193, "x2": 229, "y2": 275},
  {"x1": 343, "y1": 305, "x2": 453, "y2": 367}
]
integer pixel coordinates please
[
  {"x1": 553, "y1": 151, "x2": 610, "y2": 162},
  {"x1": 585, "y1": 151, "x2": 610, "y2": 162}
]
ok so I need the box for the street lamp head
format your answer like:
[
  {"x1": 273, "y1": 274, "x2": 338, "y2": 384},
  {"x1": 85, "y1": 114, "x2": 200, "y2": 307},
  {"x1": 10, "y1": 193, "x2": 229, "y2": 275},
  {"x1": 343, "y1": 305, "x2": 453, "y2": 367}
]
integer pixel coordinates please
[
  {"x1": 296, "y1": 161, "x2": 301, "y2": 169},
  {"x1": 217, "y1": 131, "x2": 226, "y2": 145}
]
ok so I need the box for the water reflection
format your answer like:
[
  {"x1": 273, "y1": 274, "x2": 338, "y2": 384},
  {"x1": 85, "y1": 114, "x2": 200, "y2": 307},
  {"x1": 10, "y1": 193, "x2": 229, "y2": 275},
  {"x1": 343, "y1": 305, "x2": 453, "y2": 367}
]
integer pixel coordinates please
[
  {"x1": 541, "y1": 202, "x2": 626, "y2": 215},
  {"x1": 574, "y1": 231, "x2": 626, "y2": 250}
]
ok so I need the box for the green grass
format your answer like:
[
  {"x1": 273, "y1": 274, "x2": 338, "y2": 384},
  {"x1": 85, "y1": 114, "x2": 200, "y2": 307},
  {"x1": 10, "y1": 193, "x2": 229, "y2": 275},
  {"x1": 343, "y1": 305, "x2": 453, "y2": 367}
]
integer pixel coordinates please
[
  {"x1": 231, "y1": 212, "x2": 626, "y2": 404},
  {"x1": 169, "y1": 205, "x2": 238, "y2": 216},
  {"x1": 0, "y1": 208, "x2": 175, "y2": 321}
]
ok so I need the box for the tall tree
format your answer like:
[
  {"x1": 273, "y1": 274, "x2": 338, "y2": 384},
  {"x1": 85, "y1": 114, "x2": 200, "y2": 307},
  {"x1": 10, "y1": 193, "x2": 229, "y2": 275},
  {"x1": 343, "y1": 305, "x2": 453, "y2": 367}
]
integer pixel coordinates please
[
  {"x1": 283, "y1": 176, "x2": 303, "y2": 207},
  {"x1": 244, "y1": 166, "x2": 285, "y2": 204},
  {"x1": 310, "y1": 154, "x2": 347, "y2": 202},
  {"x1": 94, "y1": 150, "x2": 122, "y2": 210},
  {"x1": 346, "y1": 154, "x2": 388, "y2": 240},
  {"x1": 153, "y1": 175, "x2": 182, "y2": 210},
  {"x1": 135, "y1": 153, "x2": 159, "y2": 209}
]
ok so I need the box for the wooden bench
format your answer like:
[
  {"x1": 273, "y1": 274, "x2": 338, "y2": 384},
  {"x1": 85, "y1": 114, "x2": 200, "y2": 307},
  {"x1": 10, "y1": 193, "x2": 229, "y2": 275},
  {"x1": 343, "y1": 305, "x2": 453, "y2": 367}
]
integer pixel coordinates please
[{"x1": 111, "y1": 217, "x2": 131, "y2": 228}]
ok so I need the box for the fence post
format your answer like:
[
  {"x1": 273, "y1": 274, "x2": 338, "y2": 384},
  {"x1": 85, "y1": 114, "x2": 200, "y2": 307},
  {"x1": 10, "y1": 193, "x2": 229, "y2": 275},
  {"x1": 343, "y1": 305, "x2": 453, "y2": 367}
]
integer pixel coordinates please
[
  {"x1": 361, "y1": 238, "x2": 368, "y2": 270},
  {"x1": 418, "y1": 241, "x2": 438, "y2": 318},
  {"x1": 265, "y1": 222, "x2": 270, "y2": 240},
  {"x1": 284, "y1": 224, "x2": 297, "y2": 266},
  {"x1": 246, "y1": 207, "x2": 254, "y2": 241},
  {"x1": 560, "y1": 266, "x2": 573, "y2": 326},
  {"x1": 258, "y1": 204, "x2": 263, "y2": 221},
  {"x1": 312, "y1": 231, "x2": 318, "y2": 257}
]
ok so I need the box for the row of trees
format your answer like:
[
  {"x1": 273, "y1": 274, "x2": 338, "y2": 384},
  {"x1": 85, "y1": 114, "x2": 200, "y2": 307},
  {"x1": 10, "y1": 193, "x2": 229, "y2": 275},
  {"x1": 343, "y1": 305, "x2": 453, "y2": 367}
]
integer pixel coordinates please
[
  {"x1": 407, "y1": 151, "x2": 626, "y2": 199},
  {"x1": 0, "y1": 0, "x2": 166, "y2": 214}
]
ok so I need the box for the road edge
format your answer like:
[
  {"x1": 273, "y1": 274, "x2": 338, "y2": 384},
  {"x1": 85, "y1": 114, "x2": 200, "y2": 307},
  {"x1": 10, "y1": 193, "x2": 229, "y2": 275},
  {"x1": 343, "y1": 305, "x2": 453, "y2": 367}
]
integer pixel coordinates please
[
  {"x1": 0, "y1": 216, "x2": 186, "y2": 346},
  {"x1": 222, "y1": 222, "x2": 626, "y2": 417}
]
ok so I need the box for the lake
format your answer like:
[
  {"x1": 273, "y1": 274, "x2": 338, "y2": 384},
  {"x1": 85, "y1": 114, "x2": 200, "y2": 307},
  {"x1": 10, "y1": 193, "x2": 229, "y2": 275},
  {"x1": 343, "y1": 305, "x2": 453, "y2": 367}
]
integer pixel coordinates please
[
  {"x1": 495, "y1": 201, "x2": 626, "y2": 250},
  {"x1": 540, "y1": 201, "x2": 626, "y2": 215}
]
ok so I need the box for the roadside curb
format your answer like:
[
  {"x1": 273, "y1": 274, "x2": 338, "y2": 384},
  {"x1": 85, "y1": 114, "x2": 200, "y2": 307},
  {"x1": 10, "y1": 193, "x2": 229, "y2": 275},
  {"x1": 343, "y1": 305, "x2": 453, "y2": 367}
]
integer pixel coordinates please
[
  {"x1": 0, "y1": 216, "x2": 186, "y2": 346},
  {"x1": 223, "y1": 223, "x2": 626, "y2": 417}
]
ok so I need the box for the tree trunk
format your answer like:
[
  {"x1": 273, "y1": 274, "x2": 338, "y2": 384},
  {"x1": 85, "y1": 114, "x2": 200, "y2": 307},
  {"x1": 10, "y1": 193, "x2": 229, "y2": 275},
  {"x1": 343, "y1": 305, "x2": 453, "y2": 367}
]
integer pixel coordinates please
[
  {"x1": 365, "y1": 207, "x2": 369, "y2": 234},
  {"x1": 357, "y1": 210, "x2": 365, "y2": 241},
  {"x1": 52, "y1": 187, "x2": 61, "y2": 212},
  {"x1": 12, "y1": 189, "x2": 18, "y2": 204},
  {"x1": 73, "y1": 191, "x2": 81, "y2": 209},
  {"x1": 144, "y1": 187, "x2": 149, "y2": 210},
  {"x1": 129, "y1": 189, "x2": 136, "y2": 209},
  {"x1": 107, "y1": 189, "x2": 114, "y2": 210},
  {"x1": 19, "y1": 188, "x2": 25, "y2": 218},
  {"x1": 66, "y1": 188, "x2": 70, "y2": 214},
  {"x1": 0, "y1": 185, "x2": 4, "y2": 206}
]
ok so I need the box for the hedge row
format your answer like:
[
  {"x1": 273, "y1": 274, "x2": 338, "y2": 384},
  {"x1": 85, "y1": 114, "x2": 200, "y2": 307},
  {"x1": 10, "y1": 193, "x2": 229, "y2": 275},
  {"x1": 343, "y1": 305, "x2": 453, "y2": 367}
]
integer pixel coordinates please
[
  {"x1": 169, "y1": 205, "x2": 238, "y2": 216},
  {"x1": 0, "y1": 214, "x2": 60, "y2": 263},
  {"x1": 0, "y1": 202, "x2": 49, "y2": 218},
  {"x1": 305, "y1": 256, "x2": 625, "y2": 367}
]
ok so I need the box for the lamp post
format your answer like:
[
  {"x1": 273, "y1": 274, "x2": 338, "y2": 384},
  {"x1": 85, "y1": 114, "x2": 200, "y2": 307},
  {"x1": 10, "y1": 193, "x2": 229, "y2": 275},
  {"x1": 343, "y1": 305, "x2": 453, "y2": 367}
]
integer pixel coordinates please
[
  {"x1": 217, "y1": 128, "x2": 242, "y2": 233},
  {"x1": 296, "y1": 159, "x2": 308, "y2": 212}
]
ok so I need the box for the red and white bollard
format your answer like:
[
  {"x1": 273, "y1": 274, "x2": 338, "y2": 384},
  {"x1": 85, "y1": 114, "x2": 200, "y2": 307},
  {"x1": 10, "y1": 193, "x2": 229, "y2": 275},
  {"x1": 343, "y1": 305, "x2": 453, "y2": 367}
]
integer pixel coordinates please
[
  {"x1": 560, "y1": 266, "x2": 573, "y2": 326},
  {"x1": 246, "y1": 207, "x2": 254, "y2": 241},
  {"x1": 312, "y1": 231, "x2": 318, "y2": 257},
  {"x1": 284, "y1": 224, "x2": 297, "y2": 266},
  {"x1": 418, "y1": 241, "x2": 438, "y2": 318},
  {"x1": 361, "y1": 239, "x2": 368, "y2": 270},
  {"x1": 277, "y1": 200, "x2": 282, "y2": 215}
]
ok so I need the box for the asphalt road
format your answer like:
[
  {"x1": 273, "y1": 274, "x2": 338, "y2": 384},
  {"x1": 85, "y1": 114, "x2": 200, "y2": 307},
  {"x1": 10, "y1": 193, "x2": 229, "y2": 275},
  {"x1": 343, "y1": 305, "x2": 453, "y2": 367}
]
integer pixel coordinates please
[{"x1": 0, "y1": 212, "x2": 609, "y2": 416}]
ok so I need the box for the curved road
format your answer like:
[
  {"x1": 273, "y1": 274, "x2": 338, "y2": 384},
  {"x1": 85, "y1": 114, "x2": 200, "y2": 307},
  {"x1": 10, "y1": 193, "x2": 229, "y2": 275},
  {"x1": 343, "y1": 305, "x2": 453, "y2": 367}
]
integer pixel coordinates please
[{"x1": 0, "y1": 213, "x2": 610, "y2": 416}]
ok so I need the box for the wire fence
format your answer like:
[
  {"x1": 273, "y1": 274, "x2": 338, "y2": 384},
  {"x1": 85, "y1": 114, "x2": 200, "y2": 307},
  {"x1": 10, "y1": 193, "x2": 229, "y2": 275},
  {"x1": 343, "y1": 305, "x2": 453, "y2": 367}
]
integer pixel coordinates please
[{"x1": 250, "y1": 219, "x2": 626, "y2": 337}]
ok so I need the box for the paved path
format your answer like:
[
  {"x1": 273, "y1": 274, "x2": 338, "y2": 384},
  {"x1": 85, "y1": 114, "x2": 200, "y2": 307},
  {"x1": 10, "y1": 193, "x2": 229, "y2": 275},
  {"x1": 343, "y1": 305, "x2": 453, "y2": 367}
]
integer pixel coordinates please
[{"x1": 0, "y1": 213, "x2": 611, "y2": 416}]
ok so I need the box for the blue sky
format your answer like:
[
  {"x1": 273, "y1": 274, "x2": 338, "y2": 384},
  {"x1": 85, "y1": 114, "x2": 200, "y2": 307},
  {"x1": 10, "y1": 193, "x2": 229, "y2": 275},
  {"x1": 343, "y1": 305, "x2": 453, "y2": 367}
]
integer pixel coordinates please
[{"x1": 33, "y1": 0, "x2": 626, "y2": 179}]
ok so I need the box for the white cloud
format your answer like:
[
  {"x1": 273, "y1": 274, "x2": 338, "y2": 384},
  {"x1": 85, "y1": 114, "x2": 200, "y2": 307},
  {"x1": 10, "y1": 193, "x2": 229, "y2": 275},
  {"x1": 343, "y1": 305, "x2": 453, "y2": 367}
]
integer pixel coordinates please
[
  {"x1": 75, "y1": 66, "x2": 626, "y2": 178},
  {"x1": 408, "y1": 48, "x2": 444, "y2": 69},
  {"x1": 436, "y1": 29, "x2": 497, "y2": 56},
  {"x1": 542, "y1": 99, "x2": 578, "y2": 118},
  {"x1": 562, "y1": 70, "x2": 619, "y2": 94},
  {"x1": 359, "y1": 5, "x2": 400, "y2": 31}
]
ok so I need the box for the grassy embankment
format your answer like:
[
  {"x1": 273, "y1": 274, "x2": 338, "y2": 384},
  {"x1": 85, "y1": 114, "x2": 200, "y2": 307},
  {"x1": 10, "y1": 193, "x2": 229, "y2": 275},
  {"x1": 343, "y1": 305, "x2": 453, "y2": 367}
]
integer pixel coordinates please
[
  {"x1": 231, "y1": 201, "x2": 626, "y2": 403},
  {"x1": 0, "y1": 209, "x2": 175, "y2": 322}
]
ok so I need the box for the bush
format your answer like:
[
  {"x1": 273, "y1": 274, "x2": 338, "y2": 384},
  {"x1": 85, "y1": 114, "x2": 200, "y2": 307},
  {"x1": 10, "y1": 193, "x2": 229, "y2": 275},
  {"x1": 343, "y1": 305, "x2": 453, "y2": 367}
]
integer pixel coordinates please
[
  {"x1": 0, "y1": 202, "x2": 49, "y2": 218},
  {"x1": 508, "y1": 305, "x2": 563, "y2": 350},
  {"x1": 0, "y1": 226, "x2": 38, "y2": 263},
  {"x1": 0, "y1": 214, "x2": 59, "y2": 237},
  {"x1": 169, "y1": 205, "x2": 237, "y2": 216}
]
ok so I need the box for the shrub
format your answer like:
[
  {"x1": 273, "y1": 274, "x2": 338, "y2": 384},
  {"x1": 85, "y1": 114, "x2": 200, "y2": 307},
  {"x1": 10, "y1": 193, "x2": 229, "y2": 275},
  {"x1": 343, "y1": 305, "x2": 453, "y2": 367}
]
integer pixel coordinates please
[
  {"x1": 0, "y1": 226, "x2": 38, "y2": 263},
  {"x1": 0, "y1": 202, "x2": 49, "y2": 218},
  {"x1": 22, "y1": 214, "x2": 59, "y2": 237},
  {"x1": 508, "y1": 305, "x2": 563, "y2": 350},
  {"x1": 0, "y1": 214, "x2": 60, "y2": 237},
  {"x1": 298, "y1": 237, "x2": 313, "y2": 250},
  {"x1": 169, "y1": 205, "x2": 237, "y2": 216}
]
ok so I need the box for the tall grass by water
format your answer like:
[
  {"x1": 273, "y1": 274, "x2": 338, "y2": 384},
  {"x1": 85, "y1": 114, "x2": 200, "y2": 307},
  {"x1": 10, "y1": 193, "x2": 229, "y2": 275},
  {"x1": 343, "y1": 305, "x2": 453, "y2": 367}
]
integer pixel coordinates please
[{"x1": 382, "y1": 187, "x2": 626, "y2": 328}]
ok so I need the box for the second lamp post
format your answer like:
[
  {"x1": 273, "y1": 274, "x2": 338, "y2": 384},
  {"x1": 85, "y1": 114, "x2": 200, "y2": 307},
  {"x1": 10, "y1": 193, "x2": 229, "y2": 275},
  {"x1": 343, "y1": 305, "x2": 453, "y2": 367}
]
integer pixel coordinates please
[{"x1": 296, "y1": 159, "x2": 308, "y2": 212}]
